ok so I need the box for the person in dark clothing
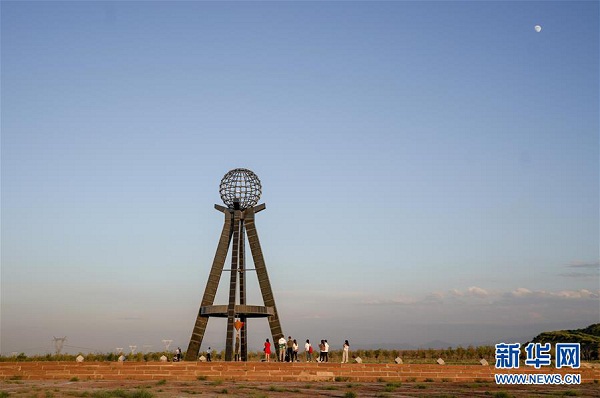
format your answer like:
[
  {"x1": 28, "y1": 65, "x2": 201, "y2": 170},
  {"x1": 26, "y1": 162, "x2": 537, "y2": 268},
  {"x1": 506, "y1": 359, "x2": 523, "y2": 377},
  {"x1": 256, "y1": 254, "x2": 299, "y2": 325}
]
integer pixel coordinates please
[{"x1": 286, "y1": 336, "x2": 294, "y2": 362}]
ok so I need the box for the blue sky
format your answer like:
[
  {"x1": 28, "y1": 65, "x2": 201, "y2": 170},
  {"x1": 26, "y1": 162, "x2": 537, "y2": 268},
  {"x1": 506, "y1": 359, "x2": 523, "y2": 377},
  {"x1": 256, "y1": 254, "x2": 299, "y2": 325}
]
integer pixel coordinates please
[{"x1": 1, "y1": 1, "x2": 598, "y2": 355}]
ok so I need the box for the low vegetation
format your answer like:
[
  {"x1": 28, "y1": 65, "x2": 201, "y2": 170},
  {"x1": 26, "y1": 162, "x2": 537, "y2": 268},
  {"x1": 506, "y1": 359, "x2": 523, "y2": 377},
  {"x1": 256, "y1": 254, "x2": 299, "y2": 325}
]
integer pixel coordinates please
[
  {"x1": 0, "y1": 346, "x2": 496, "y2": 363},
  {"x1": 530, "y1": 323, "x2": 600, "y2": 360},
  {"x1": 2, "y1": 323, "x2": 597, "y2": 363}
]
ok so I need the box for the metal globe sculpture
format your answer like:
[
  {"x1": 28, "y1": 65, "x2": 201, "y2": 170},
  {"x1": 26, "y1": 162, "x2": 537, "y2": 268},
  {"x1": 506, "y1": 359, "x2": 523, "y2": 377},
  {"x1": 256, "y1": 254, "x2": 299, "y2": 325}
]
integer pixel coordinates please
[{"x1": 219, "y1": 168, "x2": 262, "y2": 210}]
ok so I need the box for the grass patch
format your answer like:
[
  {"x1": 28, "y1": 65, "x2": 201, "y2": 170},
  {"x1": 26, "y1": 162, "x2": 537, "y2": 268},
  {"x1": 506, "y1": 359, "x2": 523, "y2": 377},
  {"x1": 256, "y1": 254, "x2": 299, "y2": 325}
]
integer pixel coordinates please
[
  {"x1": 441, "y1": 378, "x2": 451, "y2": 382},
  {"x1": 269, "y1": 385, "x2": 285, "y2": 392},
  {"x1": 377, "y1": 377, "x2": 386, "y2": 382},
  {"x1": 9, "y1": 375, "x2": 23, "y2": 380},
  {"x1": 90, "y1": 389, "x2": 155, "y2": 398},
  {"x1": 324, "y1": 385, "x2": 339, "y2": 390},
  {"x1": 405, "y1": 377, "x2": 417, "y2": 382},
  {"x1": 491, "y1": 392, "x2": 512, "y2": 398},
  {"x1": 156, "y1": 379, "x2": 166, "y2": 385},
  {"x1": 181, "y1": 390, "x2": 200, "y2": 395},
  {"x1": 303, "y1": 384, "x2": 311, "y2": 389},
  {"x1": 562, "y1": 391, "x2": 580, "y2": 396},
  {"x1": 344, "y1": 392, "x2": 357, "y2": 398},
  {"x1": 384, "y1": 385, "x2": 397, "y2": 392},
  {"x1": 415, "y1": 384, "x2": 427, "y2": 389},
  {"x1": 424, "y1": 378, "x2": 434, "y2": 382},
  {"x1": 196, "y1": 375, "x2": 207, "y2": 381},
  {"x1": 249, "y1": 394, "x2": 268, "y2": 398},
  {"x1": 70, "y1": 376, "x2": 80, "y2": 382},
  {"x1": 0, "y1": 392, "x2": 9, "y2": 398},
  {"x1": 209, "y1": 379, "x2": 223, "y2": 386},
  {"x1": 335, "y1": 376, "x2": 350, "y2": 382},
  {"x1": 127, "y1": 391, "x2": 154, "y2": 398},
  {"x1": 217, "y1": 388, "x2": 228, "y2": 394}
]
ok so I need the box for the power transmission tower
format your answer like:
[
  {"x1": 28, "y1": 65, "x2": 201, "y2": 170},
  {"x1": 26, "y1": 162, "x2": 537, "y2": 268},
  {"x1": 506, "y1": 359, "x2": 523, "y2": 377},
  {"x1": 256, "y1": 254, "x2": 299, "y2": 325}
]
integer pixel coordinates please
[
  {"x1": 52, "y1": 336, "x2": 67, "y2": 355},
  {"x1": 161, "y1": 339, "x2": 173, "y2": 352}
]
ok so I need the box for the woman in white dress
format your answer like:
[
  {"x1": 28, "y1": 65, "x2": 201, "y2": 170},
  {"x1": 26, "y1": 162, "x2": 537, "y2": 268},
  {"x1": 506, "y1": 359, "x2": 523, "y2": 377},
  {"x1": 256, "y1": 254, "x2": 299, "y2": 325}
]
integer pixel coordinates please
[{"x1": 342, "y1": 340, "x2": 350, "y2": 363}]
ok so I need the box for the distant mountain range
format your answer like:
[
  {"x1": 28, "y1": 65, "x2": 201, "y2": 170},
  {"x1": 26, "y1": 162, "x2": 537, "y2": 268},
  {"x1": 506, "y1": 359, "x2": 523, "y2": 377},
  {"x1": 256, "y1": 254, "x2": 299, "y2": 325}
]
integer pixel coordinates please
[
  {"x1": 351, "y1": 324, "x2": 600, "y2": 353},
  {"x1": 354, "y1": 335, "x2": 540, "y2": 350}
]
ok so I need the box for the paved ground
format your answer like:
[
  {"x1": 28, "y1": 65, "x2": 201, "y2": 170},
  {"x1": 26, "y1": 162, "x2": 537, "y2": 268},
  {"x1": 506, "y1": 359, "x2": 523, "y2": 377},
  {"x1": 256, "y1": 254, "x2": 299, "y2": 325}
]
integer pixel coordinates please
[{"x1": 1, "y1": 379, "x2": 599, "y2": 397}]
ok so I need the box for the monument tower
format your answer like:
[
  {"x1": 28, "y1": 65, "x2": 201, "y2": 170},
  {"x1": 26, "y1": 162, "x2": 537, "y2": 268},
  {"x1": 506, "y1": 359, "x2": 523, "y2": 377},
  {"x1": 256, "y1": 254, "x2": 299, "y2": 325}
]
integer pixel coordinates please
[{"x1": 185, "y1": 168, "x2": 284, "y2": 361}]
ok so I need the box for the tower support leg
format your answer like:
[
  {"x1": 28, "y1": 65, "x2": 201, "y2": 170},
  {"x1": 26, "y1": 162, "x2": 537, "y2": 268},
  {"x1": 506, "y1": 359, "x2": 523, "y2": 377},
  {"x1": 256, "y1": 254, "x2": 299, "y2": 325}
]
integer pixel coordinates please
[{"x1": 184, "y1": 210, "x2": 233, "y2": 361}]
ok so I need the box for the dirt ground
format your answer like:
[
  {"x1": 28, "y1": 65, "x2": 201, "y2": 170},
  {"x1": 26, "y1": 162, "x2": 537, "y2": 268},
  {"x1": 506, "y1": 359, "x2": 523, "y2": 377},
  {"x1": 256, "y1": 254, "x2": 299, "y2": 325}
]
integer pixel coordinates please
[{"x1": 1, "y1": 379, "x2": 599, "y2": 398}]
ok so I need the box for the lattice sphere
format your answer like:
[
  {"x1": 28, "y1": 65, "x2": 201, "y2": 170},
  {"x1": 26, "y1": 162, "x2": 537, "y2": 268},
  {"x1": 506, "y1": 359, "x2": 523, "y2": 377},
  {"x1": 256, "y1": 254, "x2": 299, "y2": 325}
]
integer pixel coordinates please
[{"x1": 219, "y1": 168, "x2": 262, "y2": 209}]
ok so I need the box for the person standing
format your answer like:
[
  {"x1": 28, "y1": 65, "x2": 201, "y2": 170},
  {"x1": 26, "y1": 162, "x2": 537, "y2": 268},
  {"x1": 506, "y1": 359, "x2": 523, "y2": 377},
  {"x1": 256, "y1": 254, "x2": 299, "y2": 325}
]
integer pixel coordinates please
[
  {"x1": 292, "y1": 339, "x2": 299, "y2": 362},
  {"x1": 342, "y1": 340, "x2": 350, "y2": 363},
  {"x1": 324, "y1": 340, "x2": 329, "y2": 362},
  {"x1": 207, "y1": 347, "x2": 212, "y2": 362},
  {"x1": 278, "y1": 336, "x2": 286, "y2": 362},
  {"x1": 305, "y1": 339, "x2": 313, "y2": 362},
  {"x1": 264, "y1": 339, "x2": 271, "y2": 362},
  {"x1": 319, "y1": 340, "x2": 325, "y2": 362},
  {"x1": 286, "y1": 336, "x2": 294, "y2": 362},
  {"x1": 235, "y1": 337, "x2": 241, "y2": 361},
  {"x1": 175, "y1": 347, "x2": 182, "y2": 362}
]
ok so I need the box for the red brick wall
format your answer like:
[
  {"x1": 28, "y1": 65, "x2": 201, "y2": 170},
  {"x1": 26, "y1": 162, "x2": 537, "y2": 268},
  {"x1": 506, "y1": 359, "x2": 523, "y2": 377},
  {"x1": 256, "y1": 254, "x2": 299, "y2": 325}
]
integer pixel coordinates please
[{"x1": 0, "y1": 362, "x2": 598, "y2": 383}]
